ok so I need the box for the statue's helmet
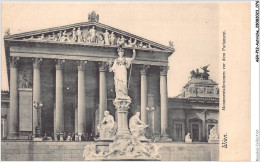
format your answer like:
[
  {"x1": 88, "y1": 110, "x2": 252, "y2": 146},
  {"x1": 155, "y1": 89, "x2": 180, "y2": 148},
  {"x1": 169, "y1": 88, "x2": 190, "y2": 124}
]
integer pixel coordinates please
[{"x1": 117, "y1": 46, "x2": 124, "y2": 53}]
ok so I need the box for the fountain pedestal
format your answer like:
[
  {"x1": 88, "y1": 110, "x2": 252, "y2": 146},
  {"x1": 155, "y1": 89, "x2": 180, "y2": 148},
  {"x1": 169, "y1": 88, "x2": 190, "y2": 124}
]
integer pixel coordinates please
[{"x1": 113, "y1": 98, "x2": 131, "y2": 136}]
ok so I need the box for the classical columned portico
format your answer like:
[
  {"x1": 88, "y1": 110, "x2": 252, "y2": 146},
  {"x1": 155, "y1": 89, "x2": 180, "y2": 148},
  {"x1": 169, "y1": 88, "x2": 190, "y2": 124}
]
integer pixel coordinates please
[
  {"x1": 55, "y1": 59, "x2": 65, "y2": 134},
  {"x1": 140, "y1": 65, "x2": 150, "y2": 124},
  {"x1": 4, "y1": 12, "x2": 175, "y2": 140},
  {"x1": 32, "y1": 58, "x2": 42, "y2": 137},
  {"x1": 160, "y1": 66, "x2": 171, "y2": 141},
  {"x1": 77, "y1": 60, "x2": 87, "y2": 136},
  {"x1": 99, "y1": 62, "x2": 108, "y2": 123},
  {"x1": 8, "y1": 57, "x2": 19, "y2": 139}
]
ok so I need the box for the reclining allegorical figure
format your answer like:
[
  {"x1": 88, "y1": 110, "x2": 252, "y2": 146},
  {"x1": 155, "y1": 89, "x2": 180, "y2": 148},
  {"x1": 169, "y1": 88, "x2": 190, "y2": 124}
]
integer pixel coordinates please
[
  {"x1": 129, "y1": 112, "x2": 149, "y2": 140},
  {"x1": 97, "y1": 110, "x2": 116, "y2": 140}
]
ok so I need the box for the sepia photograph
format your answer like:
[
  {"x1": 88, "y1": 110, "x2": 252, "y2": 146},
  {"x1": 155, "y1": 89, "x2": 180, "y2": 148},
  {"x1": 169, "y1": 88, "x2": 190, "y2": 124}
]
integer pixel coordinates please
[{"x1": 1, "y1": 2, "x2": 251, "y2": 161}]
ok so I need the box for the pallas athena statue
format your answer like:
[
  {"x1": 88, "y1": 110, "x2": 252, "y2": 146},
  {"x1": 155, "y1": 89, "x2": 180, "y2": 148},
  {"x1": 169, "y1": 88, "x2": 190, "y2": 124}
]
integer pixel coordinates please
[{"x1": 109, "y1": 47, "x2": 136, "y2": 100}]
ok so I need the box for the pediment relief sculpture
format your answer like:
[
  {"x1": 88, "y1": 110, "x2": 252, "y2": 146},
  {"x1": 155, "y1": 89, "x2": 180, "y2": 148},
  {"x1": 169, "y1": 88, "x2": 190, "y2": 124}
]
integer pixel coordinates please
[{"x1": 16, "y1": 25, "x2": 162, "y2": 51}]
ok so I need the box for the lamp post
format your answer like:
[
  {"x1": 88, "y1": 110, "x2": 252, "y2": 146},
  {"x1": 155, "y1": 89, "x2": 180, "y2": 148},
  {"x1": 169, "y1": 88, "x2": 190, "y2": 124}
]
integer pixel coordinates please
[{"x1": 33, "y1": 101, "x2": 43, "y2": 138}]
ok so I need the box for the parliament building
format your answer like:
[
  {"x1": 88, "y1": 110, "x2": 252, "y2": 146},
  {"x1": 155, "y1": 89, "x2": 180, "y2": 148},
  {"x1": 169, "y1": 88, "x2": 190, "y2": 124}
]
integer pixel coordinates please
[
  {"x1": 1, "y1": 11, "x2": 219, "y2": 161},
  {"x1": 3, "y1": 11, "x2": 174, "y2": 140}
]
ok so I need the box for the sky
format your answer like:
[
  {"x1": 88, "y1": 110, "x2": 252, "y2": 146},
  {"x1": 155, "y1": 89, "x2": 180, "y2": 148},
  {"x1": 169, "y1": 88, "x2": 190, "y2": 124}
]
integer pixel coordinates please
[{"x1": 1, "y1": 2, "x2": 219, "y2": 97}]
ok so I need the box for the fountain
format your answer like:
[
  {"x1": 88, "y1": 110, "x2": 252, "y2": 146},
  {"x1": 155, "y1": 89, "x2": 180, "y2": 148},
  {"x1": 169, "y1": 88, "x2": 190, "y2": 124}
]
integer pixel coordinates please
[{"x1": 83, "y1": 47, "x2": 161, "y2": 160}]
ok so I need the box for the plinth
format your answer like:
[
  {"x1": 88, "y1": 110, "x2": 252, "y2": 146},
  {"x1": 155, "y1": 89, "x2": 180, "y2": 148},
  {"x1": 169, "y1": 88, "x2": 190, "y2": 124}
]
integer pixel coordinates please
[
  {"x1": 113, "y1": 98, "x2": 131, "y2": 136},
  {"x1": 208, "y1": 139, "x2": 219, "y2": 144}
]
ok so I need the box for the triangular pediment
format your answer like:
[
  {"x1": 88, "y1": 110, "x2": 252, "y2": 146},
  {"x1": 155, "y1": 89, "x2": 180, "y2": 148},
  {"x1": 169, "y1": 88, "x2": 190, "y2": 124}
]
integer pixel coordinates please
[{"x1": 4, "y1": 21, "x2": 174, "y2": 52}]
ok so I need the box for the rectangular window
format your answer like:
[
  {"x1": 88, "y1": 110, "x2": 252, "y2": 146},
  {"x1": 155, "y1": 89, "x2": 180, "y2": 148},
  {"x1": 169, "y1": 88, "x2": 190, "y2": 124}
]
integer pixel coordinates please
[
  {"x1": 175, "y1": 124, "x2": 182, "y2": 139},
  {"x1": 192, "y1": 124, "x2": 200, "y2": 141}
]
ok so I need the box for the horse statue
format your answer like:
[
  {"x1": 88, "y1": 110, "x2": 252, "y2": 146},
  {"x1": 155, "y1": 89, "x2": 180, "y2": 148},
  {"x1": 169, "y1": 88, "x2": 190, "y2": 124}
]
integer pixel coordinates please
[
  {"x1": 190, "y1": 70, "x2": 197, "y2": 79},
  {"x1": 190, "y1": 65, "x2": 210, "y2": 80},
  {"x1": 200, "y1": 64, "x2": 210, "y2": 80}
]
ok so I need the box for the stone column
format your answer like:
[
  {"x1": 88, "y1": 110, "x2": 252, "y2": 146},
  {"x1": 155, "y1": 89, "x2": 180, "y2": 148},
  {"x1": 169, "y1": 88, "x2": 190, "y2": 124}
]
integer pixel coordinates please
[
  {"x1": 77, "y1": 60, "x2": 87, "y2": 136},
  {"x1": 99, "y1": 62, "x2": 108, "y2": 123},
  {"x1": 55, "y1": 59, "x2": 65, "y2": 135},
  {"x1": 185, "y1": 110, "x2": 190, "y2": 134},
  {"x1": 114, "y1": 99, "x2": 131, "y2": 136},
  {"x1": 8, "y1": 57, "x2": 19, "y2": 139},
  {"x1": 140, "y1": 65, "x2": 150, "y2": 124},
  {"x1": 160, "y1": 66, "x2": 171, "y2": 141},
  {"x1": 202, "y1": 110, "x2": 207, "y2": 141},
  {"x1": 32, "y1": 58, "x2": 42, "y2": 137}
]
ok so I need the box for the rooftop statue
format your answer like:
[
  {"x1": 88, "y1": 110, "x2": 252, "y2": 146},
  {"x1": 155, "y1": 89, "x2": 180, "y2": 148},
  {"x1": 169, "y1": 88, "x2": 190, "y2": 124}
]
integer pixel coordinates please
[
  {"x1": 200, "y1": 64, "x2": 210, "y2": 80},
  {"x1": 28, "y1": 36, "x2": 34, "y2": 40},
  {"x1": 190, "y1": 64, "x2": 210, "y2": 80},
  {"x1": 88, "y1": 11, "x2": 99, "y2": 22},
  {"x1": 37, "y1": 34, "x2": 44, "y2": 40},
  {"x1": 97, "y1": 34, "x2": 104, "y2": 45},
  {"x1": 109, "y1": 46, "x2": 136, "y2": 100},
  {"x1": 47, "y1": 32, "x2": 57, "y2": 41},
  {"x1": 117, "y1": 35, "x2": 126, "y2": 46},
  {"x1": 77, "y1": 27, "x2": 83, "y2": 43},
  {"x1": 60, "y1": 30, "x2": 69, "y2": 42},
  {"x1": 57, "y1": 31, "x2": 62, "y2": 41},
  {"x1": 169, "y1": 41, "x2": 174, "y2": 48},
  {"x1": 71, "y1": 28, "x2": 77, "y2": 42},
  {"x1": 138, "y1": 42, "x2": 143, "y2": 48},
  {"x1": 132, "y1": 39, "x2": 137, "y2": 47},
  {"x1": 109, "y1": 32, "x2": 116, "y2": 45},
  {"x1": 103, "y1": 30, "x2": 110, "y2": 45},
  {"x1": 89, "y1": 26, "x2": 97, "y2": 43},
  {"x1": 127, "y1": 38, "x2": 137, "y2": 47},
  {"x1": 4, "y1": 28, "x2": 10, "y2": 36}
]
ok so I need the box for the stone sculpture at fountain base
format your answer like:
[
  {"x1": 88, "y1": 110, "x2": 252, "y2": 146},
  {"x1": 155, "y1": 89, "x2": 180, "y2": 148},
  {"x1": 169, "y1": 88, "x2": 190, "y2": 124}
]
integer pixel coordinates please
[
  {"x1": 97, "y1": 111, "x2": 117, "y2": 141},
  {"x1": 83, "y1": 134, "x2": 160, "y2": 161},
  {"x1": 83, "y1": 98, "x2": 161, "y2": 161}
]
